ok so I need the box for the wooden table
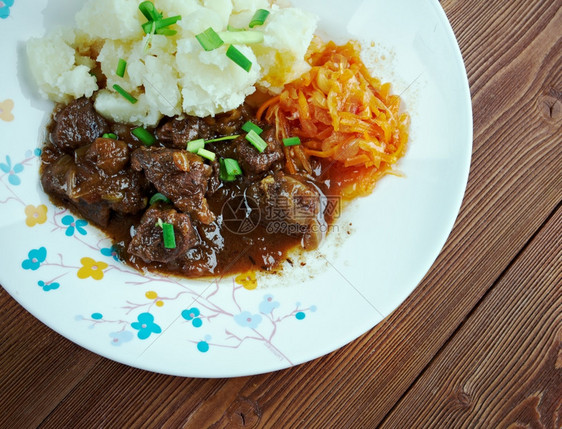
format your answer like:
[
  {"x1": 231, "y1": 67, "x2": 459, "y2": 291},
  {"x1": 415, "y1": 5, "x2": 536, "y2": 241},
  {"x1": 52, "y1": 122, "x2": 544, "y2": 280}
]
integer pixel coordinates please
[{"x1": 1, "y1": 1, "x2": 560, "y2": 427}]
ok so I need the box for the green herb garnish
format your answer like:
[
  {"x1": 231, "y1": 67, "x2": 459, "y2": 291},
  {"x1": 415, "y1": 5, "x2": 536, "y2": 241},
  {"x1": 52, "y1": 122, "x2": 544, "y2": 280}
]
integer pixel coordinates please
[
  {"x1": 245, "y1": 129, "x2": 267, "y2": 153},
  {"x1": 113, "y1": 84, "x2": 137, "y2": 104},
  {"x1": 132, "y1": 127, "x2": 156, "y2": 146}
]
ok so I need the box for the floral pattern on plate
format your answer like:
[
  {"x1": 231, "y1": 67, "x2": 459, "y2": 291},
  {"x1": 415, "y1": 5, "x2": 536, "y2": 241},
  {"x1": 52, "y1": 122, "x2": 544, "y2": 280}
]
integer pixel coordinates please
[
  {"x1": 1, "y1": 148, "x2": 317, "y2": 365},
  {"x1": 0, "y1": 99, "x2": 14, "y2": 121},
  {"x1": 0, "y1": 1, "x2": 14, "y2": 20}
]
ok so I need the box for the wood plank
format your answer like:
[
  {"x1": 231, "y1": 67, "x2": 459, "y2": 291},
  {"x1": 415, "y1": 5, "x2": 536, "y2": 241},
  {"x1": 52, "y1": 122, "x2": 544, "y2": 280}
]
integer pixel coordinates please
[
  {"x1": 36, "y1": 360, "x2": 227, "y2": 429},
  {"x1": 380, "y1": 206, "x2": 562, "y2": 428},
  {"x1": 0, "y1": 289, "x2": 102, "y2": 428},
  {"x1": 2, "y1": 0, "x2": 561, "y2": 427}
]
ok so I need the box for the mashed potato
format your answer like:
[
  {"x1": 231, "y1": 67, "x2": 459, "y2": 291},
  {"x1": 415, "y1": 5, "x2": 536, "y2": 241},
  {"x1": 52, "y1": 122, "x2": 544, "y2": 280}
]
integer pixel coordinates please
[
  {"x1": 176, "y1": 39, "x2": 261, "y2": 117},
  {"x1": 252, "y1": 5, "x2": 317, "y2": 92},
  {"x1": 27, "y1": 0, "x2": 317, "y2": 126},
  {"x1": 27, "y1": 28, "x2": 98, "y2": 103}
]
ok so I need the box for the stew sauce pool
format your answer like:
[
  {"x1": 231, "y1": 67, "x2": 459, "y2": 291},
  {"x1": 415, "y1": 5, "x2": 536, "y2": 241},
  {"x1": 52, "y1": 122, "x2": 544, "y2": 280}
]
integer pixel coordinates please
[{"x1": 40, "y1": 97, "x2": 343, "y2": 278}]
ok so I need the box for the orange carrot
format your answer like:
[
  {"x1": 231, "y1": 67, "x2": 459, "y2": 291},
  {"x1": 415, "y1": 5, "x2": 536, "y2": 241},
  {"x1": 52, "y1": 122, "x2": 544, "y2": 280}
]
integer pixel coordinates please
[{"x1": 258, "y1": 40, "x2": 410, "y2": 197}]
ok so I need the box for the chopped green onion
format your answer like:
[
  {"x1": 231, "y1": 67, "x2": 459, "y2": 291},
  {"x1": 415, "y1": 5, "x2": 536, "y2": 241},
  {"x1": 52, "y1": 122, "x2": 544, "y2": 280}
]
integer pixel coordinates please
[
  {"x1": 195, "y1": 27, "x2": 224, "y2": 51},
  {"x1": 217, "y1": 30, "x2": 264, "y2": 45},
  {"x1": 144, "y1": 21, "x2": 156, "y2": 53},
  {"x1": 219, "y1": 158, "x2": 236, "y2": 182},
  {"x1": 158, "y1": 15, "x2": 181, "y2": 27},
  {"x1": 142, "y1": 21, "x2": 152, "y2": 34},
  {"x1": 155, "y1": 218, "x2": 176, "y2": 248},
  {"x1": 283, "y1": 137, "x2": 301, "y2": 147},
  {"x1": 156, "y1": 28, "x2": 177, "y2": 36},
  {"x1": 249, "y1": 9, "x2": 270, "y2": 28},
  {"x1": 116, "y1": 59, "x2": 127, "y2": 78},
  {"x1": 188, "y1": 135, "x2": 240, "y2": 152},
  {"x1": 139, "y1": 1, "x2": 180, "y2": 37},
  {"x1": 161, "y1": 222, "x2": 176, "y2": 249},
  {"x1": 197, "y1": 148, "x2": 216, "y2": 162},
  {"x1": 242, "y1": 121, "x2": 263, "y2": 135},
  {"x1": 227, "y1": 24, "x2": 245, "y2": 32},
  {"x1": 132, "y1": 127, "x2": 156, "y2": 146},
  {"x1": 113, "y1": 84, "x2": 137, "y2": 104},
  {"x1": 226, "y1": 45, "x2": 252, "y2": 72},
  {"x1": 187, "y1": 138, "x2": 205, "y2": 153},
  {"x1": 142, "y1": 21, "x2": 158, "y2": 34},
  {"x1": 205, "y1": 134, "x2": 240, "y2": 144},
  {"x1": 142, "y1": 15, "x2": 182, "y2": 34},
  {"x1": 245, "y1": 129, "x2": 268, "y2": 153},
  {"x1": 102, "y1": 133, "x2": 117, "y2": 140},
  {"x1": 149, "y1": 193, "x2": 171, "y2": 205},
  {"x1": 139, "y1": 1, "x2": 162, "y2": 22},
  {"x1": 224, "y1": 158, "x2": 242, "y2": 177}
]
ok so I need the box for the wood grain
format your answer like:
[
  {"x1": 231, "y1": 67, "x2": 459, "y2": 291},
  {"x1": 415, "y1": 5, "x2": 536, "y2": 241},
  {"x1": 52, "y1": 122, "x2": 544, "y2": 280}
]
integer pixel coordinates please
[
  {"x1": 380, "y1": 206, "x2": 562, "y2": 428},
  {"x1": 0, "y1": 290, "x2": 102, "y2": 428},
  {"x1": 0, "y1": 0, "x2": 561, "y2": 427}
]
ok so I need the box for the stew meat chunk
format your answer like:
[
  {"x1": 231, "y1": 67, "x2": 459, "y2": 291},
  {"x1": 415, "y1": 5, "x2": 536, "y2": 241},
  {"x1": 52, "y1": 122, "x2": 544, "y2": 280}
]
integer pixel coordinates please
[
  {"x1": 248, "y1": 172, "x2": 327, "y2": 249},
  {"x1": 131, "y1": 147, "x2": 214, "y2": 224},
  {"x1": 41, "y1": 137, "x2": 148, "y2": 226},
  {"x1": 128, "y1": 206, "x2": 198, "y2": 264},
  {"x1": 236, "y1": 127, "x2": 284, "y2": 174},
  {"x1": 155, "y1": 104, "x2": 254, "y2": 148},
  {"x1": 51, "y1": 98, "x2": 109, "y2": 153}
]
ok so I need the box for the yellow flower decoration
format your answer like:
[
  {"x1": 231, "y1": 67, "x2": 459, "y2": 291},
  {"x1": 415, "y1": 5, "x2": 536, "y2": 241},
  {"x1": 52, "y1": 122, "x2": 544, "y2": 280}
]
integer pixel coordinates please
[
  {"x1": 77, "y1": 257, "x2": 108, "y2": 280},
  {"x1": 0, "y1": 99, "x2": 14, "y2": 122},
  {"x1": 25, "y1": 204, "x2": 48, "y2": 227},
  {"x1": 145, "y1": 291, "x2": 164, "y2": 307},
  {"x1": 235, "y1": 271, "x2": 258, "y2": 290}
]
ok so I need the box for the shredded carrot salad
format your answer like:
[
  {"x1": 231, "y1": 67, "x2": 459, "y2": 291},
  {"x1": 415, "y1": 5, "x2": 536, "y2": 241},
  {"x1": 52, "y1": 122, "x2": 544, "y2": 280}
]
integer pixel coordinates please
[{"x1": 258, "y1": 39, "x2": 410, "y2": 198}]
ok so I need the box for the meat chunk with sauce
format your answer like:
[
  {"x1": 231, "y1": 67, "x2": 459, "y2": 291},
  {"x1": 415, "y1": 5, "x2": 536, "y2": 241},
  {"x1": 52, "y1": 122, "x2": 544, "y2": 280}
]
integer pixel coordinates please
[
  {"x1": 206, "y1": 160, "x2": 222, "y2": 196},
  {"x1": 83, "y1": 137, "x2": 130, "y2": 175},
  {"x1": 41, "y1": 154, "x2": 111, "y2": 226},
  {"x1": 247, "y1": 172, "x2": 328, "y2": 249},
  {"x1": 41, "y1": 138, "x2": 148, "y2": 226},
  {"x1": 128, "y1": 207, "x2": 198, "y2": 264},
  {"x1": 72, "y1": 139, "x2": 148, "y2": 214},
  {"x1": 155, "y1": 104, "x2": 255, "y2": 148},
  {"x1": 131, "y1": 147, "x2": 215, "y2": 224},
  {"x1": 236, "y1": 127, "x2": 284, "y2": 174},
  {"x1": 51, "y1": 98, "x2": 109, "y2": 153},
  {"x1": 155, "y1": 116, "x2": 207, "y2": 148}
]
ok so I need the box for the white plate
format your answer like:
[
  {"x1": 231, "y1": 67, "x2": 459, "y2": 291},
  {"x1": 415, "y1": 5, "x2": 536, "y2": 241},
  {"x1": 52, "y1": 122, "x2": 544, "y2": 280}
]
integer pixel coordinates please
[{"x1": 0, "y1": 0, "x2": 471, "y2": 377}]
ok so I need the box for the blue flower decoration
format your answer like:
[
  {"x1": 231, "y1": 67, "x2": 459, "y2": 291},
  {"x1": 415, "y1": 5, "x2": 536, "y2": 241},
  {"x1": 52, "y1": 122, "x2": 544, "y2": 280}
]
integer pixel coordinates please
[
  {"x1": 0, "y1": 0, "x2": 14, "y2": 20},
  {"x1": 109, "y1": 330, "x2": 134, "y2": 347},
  {"x1": 101, "y1": 246, "x2": 119, "y2": 261},
  {"x1": 22, "y1": 247, "x2": 47, "y2": 271},
  {"x1": 234, "y1": 311, "x2": 262, "y2": 329},
  {"x1": 295, "y1": 311, "x2": 306, "y2": 320},
  {"x1": 131, "y1": 312, "x2": 162, "y2": 340},
  {"x1": 197, "y1": 341, "x2": 210, "y2": 353},
  {"x1": 181, "y1": 307, "x2": 203, "y2": 328},
  {"x1": 259, "y1": 294, "x2": 280, "y2": 314},
  {"x1": 61, "y1": 215, "x2": 88, "y2": 236},
  {"x1": 37, "y1": 280, "x2": 59, "y2": 291},
  {"x1": 0, "y1": 155, "x2": 23, "y2": 185}
]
